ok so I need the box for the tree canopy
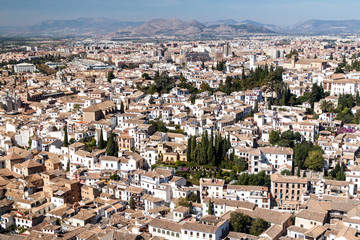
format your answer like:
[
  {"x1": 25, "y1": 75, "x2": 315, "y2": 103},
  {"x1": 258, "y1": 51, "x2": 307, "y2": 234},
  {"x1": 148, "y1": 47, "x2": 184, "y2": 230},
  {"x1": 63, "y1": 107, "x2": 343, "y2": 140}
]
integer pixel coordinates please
[
  {"x1": 305, "y1": 149, "x2": 324, "y2": 171},
  {"x1": 106, "y1": 133, "x2": 118, "y2": 157}
]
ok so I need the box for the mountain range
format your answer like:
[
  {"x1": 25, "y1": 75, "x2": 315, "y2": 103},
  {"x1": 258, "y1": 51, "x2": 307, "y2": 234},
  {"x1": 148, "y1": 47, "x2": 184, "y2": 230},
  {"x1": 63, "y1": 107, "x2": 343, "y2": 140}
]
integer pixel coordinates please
[{"x1": 3, "y1": 17, "x2": 360, "y2": 37}]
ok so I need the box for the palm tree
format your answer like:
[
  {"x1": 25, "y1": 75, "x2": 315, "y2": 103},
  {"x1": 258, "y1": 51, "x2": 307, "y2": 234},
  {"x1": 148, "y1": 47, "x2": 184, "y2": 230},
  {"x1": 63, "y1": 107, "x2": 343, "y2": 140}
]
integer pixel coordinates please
[{"x1": 320, "y1": 101, "x2": 329, "y2": 112}]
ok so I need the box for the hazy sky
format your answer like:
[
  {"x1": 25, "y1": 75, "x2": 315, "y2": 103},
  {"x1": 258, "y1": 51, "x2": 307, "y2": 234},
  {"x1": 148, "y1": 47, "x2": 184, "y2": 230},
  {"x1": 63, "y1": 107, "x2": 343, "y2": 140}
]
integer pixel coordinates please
[{"x1": 2, "y1": 0, "x2": 360, "y2": 27}]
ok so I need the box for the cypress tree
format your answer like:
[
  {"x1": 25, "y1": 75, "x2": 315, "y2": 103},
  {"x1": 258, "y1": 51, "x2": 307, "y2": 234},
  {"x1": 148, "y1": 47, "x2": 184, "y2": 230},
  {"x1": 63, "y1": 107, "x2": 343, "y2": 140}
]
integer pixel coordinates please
[
  {"x1": 149, "y1": 96, "x2": 154, "y2": 105},
  {"x1": 356, "y1": 91, "x2": 360, "y2": 106},
  {"x1": 66, "y1": 160, "x2": 70, "y2": 172},
  {"x1": 207, "y1": 143, "x2": 216, "y2": 166},
  {"x1": 194, "y1": 144, "x2": 201, "y2": 164},
  {"x1": 28, "y1": 137, "x2": 32, "y2": 149},
  {"x1": 199, "y1": 145, "x2": 207, "y2": 165},
  {"x1": 227, "y1": 134, "x2": 231, "y2": 151},
  {"x1": 254, "y1": 100, "x2": 258, "y2": 113},
  {"x1": 106, "y1": 133, "x2": 118, "y2": 157},
  {"x1": 187, "y1": 137, "x2": 192, "y2": 162},
  {"x1": 120, "y1": 101, "x2": 125, "y2": 113},
  {"x1": 268, "y1": 98, "x2": 272, "y2": 110},
  {"x1": 190, "y1": 136, "x2": 197, "y2": 162},
  {"x1": 208, "y1": 199, "x2": 213, "y2": 215},
  {"x1": 129, "y1": 197, "x2": 135, "y2": 209},
  {"x1": 204, "y1": 131, "x2": 209, "y2": 150},
  {"x1": 201, "y1": 132, "x2": 208, "y2": 163},
  {"x1": 241, "y1": 67, "x2": 245, "y2": 80},
  {"x1": 63, "y1": 126, "x2": 69, "y2": 147},
  {"x1": 98, "y1": 129, "x2": 105, "y2": 149},
  {"x1": 215, "y1": 134, "x2": 223, "y2": 166},
  {"x1": 222, "y1": 140, "x2": 228, "y2": 159}
]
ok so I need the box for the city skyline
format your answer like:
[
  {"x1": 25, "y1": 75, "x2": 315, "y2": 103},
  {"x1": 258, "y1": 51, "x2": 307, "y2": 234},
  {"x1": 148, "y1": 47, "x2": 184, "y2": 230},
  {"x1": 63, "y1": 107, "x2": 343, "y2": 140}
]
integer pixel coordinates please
[{"x1": 2, "y1": 0, "x2": 360, "y2": 27}]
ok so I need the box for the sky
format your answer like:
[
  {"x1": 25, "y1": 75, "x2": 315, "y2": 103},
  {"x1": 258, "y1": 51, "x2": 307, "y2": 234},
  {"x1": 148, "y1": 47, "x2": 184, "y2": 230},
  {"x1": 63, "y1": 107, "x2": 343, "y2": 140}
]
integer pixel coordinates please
[{"x1": 1, "y1": 0, "x2": 360, "y2": 27}]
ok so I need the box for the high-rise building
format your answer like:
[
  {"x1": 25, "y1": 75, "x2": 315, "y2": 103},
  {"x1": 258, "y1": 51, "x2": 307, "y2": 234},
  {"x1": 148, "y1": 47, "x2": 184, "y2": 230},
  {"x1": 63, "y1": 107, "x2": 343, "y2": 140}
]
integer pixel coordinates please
[{"x1": 223, "y1": 43, "x2": 231, "y2": 57}]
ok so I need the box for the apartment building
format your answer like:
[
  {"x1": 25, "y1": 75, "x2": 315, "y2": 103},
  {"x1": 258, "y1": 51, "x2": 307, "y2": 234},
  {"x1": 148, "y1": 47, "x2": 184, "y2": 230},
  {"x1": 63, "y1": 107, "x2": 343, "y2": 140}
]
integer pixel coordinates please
[{"x1": 271, "y1": 173, "x2": 309, "y2": 211}]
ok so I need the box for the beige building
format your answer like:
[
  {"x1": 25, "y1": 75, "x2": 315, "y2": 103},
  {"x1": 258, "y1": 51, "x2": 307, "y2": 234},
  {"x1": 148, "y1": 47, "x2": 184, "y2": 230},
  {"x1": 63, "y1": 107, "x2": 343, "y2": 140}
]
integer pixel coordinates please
[
  {"x1": 271, "y1": 173, "x2": 309, "y2": 211},
  {"x1": 83, "y1": 100, "x2": 116, "y2": 122}
]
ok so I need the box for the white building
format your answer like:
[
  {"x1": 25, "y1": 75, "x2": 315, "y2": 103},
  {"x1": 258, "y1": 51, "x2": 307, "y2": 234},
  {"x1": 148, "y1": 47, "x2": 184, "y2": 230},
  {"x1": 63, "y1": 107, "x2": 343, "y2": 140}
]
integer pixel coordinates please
[{"x1": 14, "y1": 63, "x2": 36, "y2": 73}]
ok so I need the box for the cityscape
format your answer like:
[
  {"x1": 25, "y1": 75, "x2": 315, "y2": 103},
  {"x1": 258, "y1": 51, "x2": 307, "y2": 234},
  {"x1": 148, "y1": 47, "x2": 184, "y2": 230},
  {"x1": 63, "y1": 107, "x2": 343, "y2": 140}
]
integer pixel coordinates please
[{"x1": 1, "y1": 1, "x2": 360, "y2": 240}]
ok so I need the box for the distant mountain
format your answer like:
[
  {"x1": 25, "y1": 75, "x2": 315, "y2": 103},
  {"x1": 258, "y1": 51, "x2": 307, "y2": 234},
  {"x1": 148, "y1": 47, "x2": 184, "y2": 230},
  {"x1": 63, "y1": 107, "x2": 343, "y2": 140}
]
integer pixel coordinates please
[
  {"x1": 0, "y1": 17, "x2": 144, "y2": 37},
  {"x1": 4, "y1": 17, "x2": 360, "y2": 37},
  {"x1": 203, "y1": 19, "x2": 238, "y2": 27},
  {"x1": 115, "y1": 18, "x2": 274, "y2": 37},
  {"x1": 288, "y1": 19, "x2": 360, "y2": 34},
  {"x1": 238, "y1": 20, "x2": 285, "y2": 32},
  {"x1": 116, "y1": 18, "x2": 206, "y2": 36},
  {"x1": 205, "y1": 24, "x2": 275, "y2": 34}
]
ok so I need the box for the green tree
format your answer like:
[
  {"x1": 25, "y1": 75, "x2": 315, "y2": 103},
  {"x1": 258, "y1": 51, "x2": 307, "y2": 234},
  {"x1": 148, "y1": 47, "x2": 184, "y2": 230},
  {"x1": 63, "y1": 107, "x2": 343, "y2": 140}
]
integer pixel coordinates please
[
  {"x1": 356, "y1": 91, "x2": 360, "y2": 106},
  {"x1": 262, "y1": 69, "x2": 284, "y2": 100},
  {"x1": 281, "y1": 169, "x2": 292, "y2": 176},
  {"x1": 269, "y1": 130, "x2": 281, "y2": 145},
  {"x1": 142, "y1": 73, "x2": 151, "y2": 80},
  {"x1": 330, "y1": 163, "x2": 346, "y2": 181},
  {"x1": 109, "y1": 174, "x2": 119, "y2": 180},
  {"x1": 107, "y1": 71, "x2": 114, "y2": 83},
  {"x1": 309, "y1": 83, "x2": 325, "y2": 109},
  {"x1": 190, "y1": 136, "x2": 197, "y2": 162},
  {"x1": 120, "y1": 100, "x2": 125, "y2": 113},
  {"x1": 149, "y1": 120, "x2": 167, "y2": 132},
  {"x1": 188, "y1": 193, "x2": 197, "y2": 202},
  {"x1": 63, "y1": 126, "x2": 69, "y2": 147},
  {"x1": 66, "y1": 160, "x2": 70, "y2": 172},
  {"x1": 28, "y1": 137, "x2": 32, "y2": 149},
  {"x1": 98, "y1": 129, "x2": 106, "y2": 149},
  {"x1": 73, "y1": 104, "x2": 81, "y2": 112},
  {"x1": 207, "y1": 142, "x2": 216, "y2": 166},
  {"x1": 149, "y1": 95, "x2": 154, "y2": 105},
  {"x1": 294, "y1": 141, "x2": 312, "y2": 170},
  {"x1": 250, "y1": 218, "x2": 269, "y2": 236},
  {"x1": 106, "y1": 133, "x2": 118, "y2": 156},
  {"x1": 229, "y1": 212, "x2": 252, "y2": 233},
  {"x1": 254, "y1": 100, "x2": 258, "y2": 113},
  {"x1": 129, "y1": 197, "x2": 135, "y2": 209},
  {"x1": 187, "y1": 137, "x2": 192, "y2": 162},
  {"x1": 207, "y1": 199, "x2": 213, "y2": 215},
  {"x1": 305, "y1": 150, "x2": 324, "y2": 171},
  {"x1": 236, "y1": 171, "x2": 270, "y2": 188},
  {"x1": 178, "y1": 197, "x2": 190, "y2": 207},
  {"x1": 200, "y1": 82, "x2": 211, "y2": 92},
  {"x1": 268, "y1": 98, "x2": 272, "y2": 110}
]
